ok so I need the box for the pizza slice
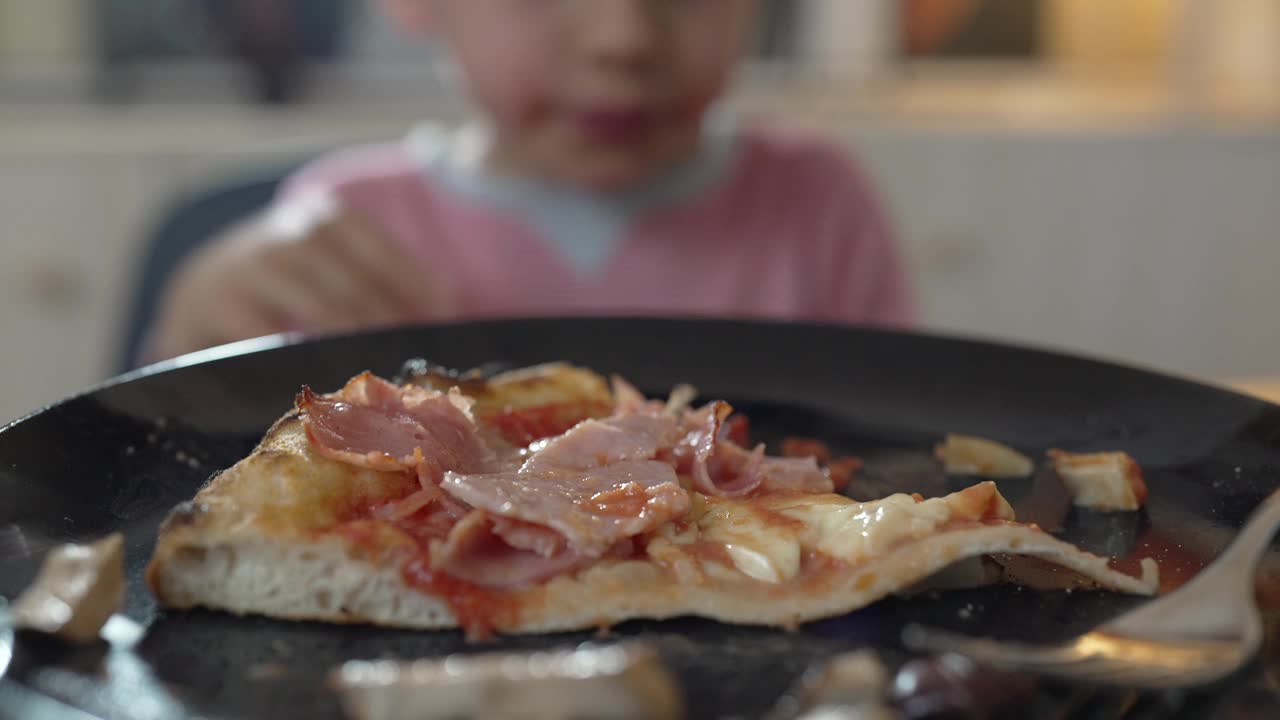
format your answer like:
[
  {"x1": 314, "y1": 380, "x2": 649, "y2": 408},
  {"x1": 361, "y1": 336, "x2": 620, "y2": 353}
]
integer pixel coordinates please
[{"x1": 146, "y1": 363, "x2": 1158, "y2": 638}]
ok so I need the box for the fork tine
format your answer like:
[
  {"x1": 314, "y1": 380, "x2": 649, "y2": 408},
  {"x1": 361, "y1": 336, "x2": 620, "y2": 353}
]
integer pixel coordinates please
[
  {"x1": 903, "y1": 624, "x2": 1229, "y2": 690},
  {"x1": 1096, "y1": 662, "x2": 1235, "y2": 689},
  {"x1": 950, "y1": 646, "x2": 1178, "y2": 690},
  {"x1": 1024, "y1": 655, "x2": 1129, "y2": 684},
  {"x1": 1040, "y1": 650, "x2": 1236, "y2": 690},
  {"x1": 1099, "y1": 668, "x2": 1184, "y2": 688},
  {"x1": 902, "y1": 624, "x2": 1084, "y2": 669},
  {"x1": 1040, "y1": 657, "x2": 1142, "y2": 685}
]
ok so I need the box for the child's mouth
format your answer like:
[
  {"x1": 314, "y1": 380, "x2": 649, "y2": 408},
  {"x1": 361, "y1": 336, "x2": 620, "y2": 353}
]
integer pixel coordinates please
[{"x1": 574, "y1": 108, "x2": 656, "y2": 144}]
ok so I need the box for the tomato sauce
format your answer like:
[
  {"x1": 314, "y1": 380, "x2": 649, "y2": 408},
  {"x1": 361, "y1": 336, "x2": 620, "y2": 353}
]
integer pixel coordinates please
[
  {"x1": 330, "y1": 519, "x2": 392, "y2": 556},
  {"x1": 827, "y1": 456, "x2": 863, "y2": 491},
  {"x1": 782, "y1": 437, "x2": 832, "y2": 464},
  {"x1": 479, "y1": 401, "x2": 611, "y2": 446},
  {"x1": 330, "y1": 492, "x2": 520, "y2": 638},
  {"x1": 724, "y1": 414, "x2": 751, "y2": 446},
  {"x1": 801, "y1": 550, "x2": 850, "y2": 583},
  {"x1": 750, "y1": 504, "x2": 809, "y2": 532},
  {"x1": 318, "y1": 400, "x2": 610, "y2": 635},
  {"x1": 577, "y1": 484, "x2": 652, "y2": 517},
  {"x1": 401, "y1": 554, "x2": 519, "y2": 640},
  {"x1": 780, "y1": 436, "x2": 865, "y2": 491},
  {"x1": 331, "y1": 501, "x2": 524, "y2": 640},
  {"x1": 684, "y1": 540, "x2": 735, "y2": 567}
]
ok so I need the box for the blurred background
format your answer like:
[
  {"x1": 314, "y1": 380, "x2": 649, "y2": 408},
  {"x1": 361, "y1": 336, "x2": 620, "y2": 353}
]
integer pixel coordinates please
[{"x1": 1, "y1": 0, "x2": 1278, "y2": 422}]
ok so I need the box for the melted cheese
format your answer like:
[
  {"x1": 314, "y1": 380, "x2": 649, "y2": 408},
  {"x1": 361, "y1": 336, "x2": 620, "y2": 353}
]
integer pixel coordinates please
[
  {"x1": 697, "y1": 502, "x2": 801, "y2": 583},
  {"x1": 1049, "y1": 450, "x2": 1144, "y2": 511},
  {"x1": 936, "y1": 434, "x2": 1033, "y2": 479},
  {"x1": 686, "y1": 486, "x2": 1012, "y2": 583},
  {"x1": 217, "y1": 424, "x2": 419, "y2": 530},
  {"x1": 775, "y1": 494, "x2": 954, "y2": 564}
]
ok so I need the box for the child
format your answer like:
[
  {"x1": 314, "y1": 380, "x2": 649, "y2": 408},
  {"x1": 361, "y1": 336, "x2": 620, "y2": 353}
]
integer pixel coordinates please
[{"x1": 145, "y1": 0, "x2": 913, "y2": 362}]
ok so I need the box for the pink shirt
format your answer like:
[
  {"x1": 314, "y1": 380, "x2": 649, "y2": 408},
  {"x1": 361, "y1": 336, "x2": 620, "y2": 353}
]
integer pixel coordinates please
[{"x1": 277, "y1": 125, "x2": 913, "y2": 327}]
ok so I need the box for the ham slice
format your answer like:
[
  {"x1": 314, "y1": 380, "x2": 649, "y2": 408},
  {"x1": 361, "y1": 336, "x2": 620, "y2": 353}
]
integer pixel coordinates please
[
  {"x1": 526, "y1": 414, "x2": 682, "y2": 472},
  {"x1": 442, "y1": 460, "x2": 687, "y2": 558},
  {"x1": 432, "y1": 511, "x2": 588, "y2": 589},
  {"x1": 299, "y1": 372, "x2": 493, "y2": 482},
  {"x1": 675, "y1": 402, "x2": 833, "y2": 496},
  {"x1": 678, "y1": 401, "x2": 755, "y2": 497},
  {"x1": 753, "y1": 455, "x2": 834, "y2": 494},
  {"x1": 441, "y1": 414, "x2": 689, "y2": 557},
  {"x1": 303, "y1": 372, "x2": 831, "y2": 591},
  {"x1": 490, "y1": 517, "x2": 567, "y2": 557},
  {"x1": 374, "y1": 484, "x2": 473, "y2": 543}
]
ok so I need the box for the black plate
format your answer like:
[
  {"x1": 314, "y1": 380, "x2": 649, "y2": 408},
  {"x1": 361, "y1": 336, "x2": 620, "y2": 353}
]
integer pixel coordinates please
[{"x1": 3, "y1": 318, "x2": 1280, "y2": 719}]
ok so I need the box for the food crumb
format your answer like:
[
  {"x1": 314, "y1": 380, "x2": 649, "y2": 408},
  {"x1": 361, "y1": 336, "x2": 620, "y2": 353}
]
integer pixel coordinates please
[
  {"x1": 957, "y1": 603, "x2": 976, "y2": 619},
  {"x1": 123, "y1": 446, "x2": 135, "y2": 456}
]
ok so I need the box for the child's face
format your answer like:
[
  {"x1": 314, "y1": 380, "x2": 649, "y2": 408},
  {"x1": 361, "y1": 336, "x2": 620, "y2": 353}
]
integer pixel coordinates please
[{"x1": 421, "y1": 0, "x2": 756, "y2": 190}]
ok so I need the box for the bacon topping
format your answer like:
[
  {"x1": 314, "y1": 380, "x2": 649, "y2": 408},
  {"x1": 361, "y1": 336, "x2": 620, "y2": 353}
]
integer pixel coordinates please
[
  {"x1": 442, "y1": 459, "x2": 687, "y2": 558},
  {"x1": 490, "y1": 516, "x2": 567, "y2": 557},
  {"x1": 677, "y1": 401, "x2": 754, "y2": 497},
  {"x1": 309, "y1": 371, "x2": 850, "y2": 605},
  {"x1": 782, "y1": 437, "x2": 832, "y2": 464},
  {"x1": 826, "y1": 456, "x2": 863, "y2": 491},
  {"x1": 476, "y1": 401, "x2": 611, "y2": 446},
  {"x1": 674, "y1": 402, "x2": 835, "y2": 497},
  {"x1": 754, "y1": 454, "x2": 835, "y2": 494},
  {"x1": 431, "y1": 511, "x2": 588, "y2": 590},
  {"x1": 372, "y1": 485, "x2": 472, "y2": 543},
  {"x1": 527, "y1": 414, "x2": 683, "y2": 471},
  {"x1": 298, "y1": 372, "x2": 492, "y2": 482},
  {"x1": 780, "y1": 437, "x2": 862, "y2": 492},
  {"x1": 438, "y1": 414, "x2": 687, "y2": 556}
]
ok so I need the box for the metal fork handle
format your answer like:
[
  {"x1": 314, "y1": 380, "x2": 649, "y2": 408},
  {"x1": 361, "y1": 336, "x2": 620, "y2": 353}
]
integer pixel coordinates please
[{"x1": 1104, "y1": 487, "x2": 1280, "y2": 637}]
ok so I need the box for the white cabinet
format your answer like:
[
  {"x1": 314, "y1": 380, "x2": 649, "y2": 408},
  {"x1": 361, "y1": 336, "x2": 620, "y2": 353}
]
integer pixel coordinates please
[
  {"x1": 1, "y1": 112, "x2": 1278, "y2": 424},
  {"x1": 0, "y1": 155, "x2": 149, "y2": 421},
  {"x1": 850, "y1": 128, "x2": 1280, "y2": 379}
]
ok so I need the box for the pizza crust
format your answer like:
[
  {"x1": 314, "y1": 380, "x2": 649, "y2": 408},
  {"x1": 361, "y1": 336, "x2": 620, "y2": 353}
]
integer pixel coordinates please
[
  {"x1": 148, "y1": 363, "x2": 1158, "y2": 636},
  {"x1": 149, "y1": 532, "x2": 457, "y2": 628},
  {"x1": 150, "y1": 508, "x2": 1157, "y2": 634},
  {"x1": 148, "y1": 415, "x2": 1156, "y2": 634}
]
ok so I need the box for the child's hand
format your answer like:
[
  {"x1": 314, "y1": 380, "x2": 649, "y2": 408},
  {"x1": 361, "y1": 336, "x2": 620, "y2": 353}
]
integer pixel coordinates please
[{"x1": 146, "y1": 192, "x2": 455, "y2": 362}]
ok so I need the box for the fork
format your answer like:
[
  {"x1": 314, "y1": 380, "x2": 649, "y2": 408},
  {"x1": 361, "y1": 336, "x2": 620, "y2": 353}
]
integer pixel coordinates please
[{"x1": 902, "y1": 488, "x2": 1280, "y2": 689}]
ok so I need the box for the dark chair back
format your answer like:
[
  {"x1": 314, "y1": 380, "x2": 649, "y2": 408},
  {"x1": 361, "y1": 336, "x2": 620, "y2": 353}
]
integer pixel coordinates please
[{"x1": 118, "y1": 162, "x2": 302, "y2": 371}]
